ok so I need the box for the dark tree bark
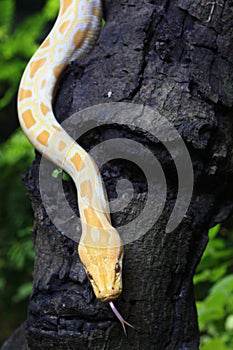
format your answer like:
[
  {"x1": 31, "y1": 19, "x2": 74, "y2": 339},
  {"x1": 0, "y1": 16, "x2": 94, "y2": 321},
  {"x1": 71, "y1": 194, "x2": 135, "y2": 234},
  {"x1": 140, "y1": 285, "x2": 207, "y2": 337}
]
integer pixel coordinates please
[{"x1": 2, "y1": 0, "x2": 233, "y2": 349}]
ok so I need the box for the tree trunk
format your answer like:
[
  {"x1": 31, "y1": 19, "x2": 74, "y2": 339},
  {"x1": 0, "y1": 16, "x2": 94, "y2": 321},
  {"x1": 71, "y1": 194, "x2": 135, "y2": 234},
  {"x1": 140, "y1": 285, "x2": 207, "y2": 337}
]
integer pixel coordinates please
[{"x1": 2, "y1": 0, "x2": 233, "y2": 349}]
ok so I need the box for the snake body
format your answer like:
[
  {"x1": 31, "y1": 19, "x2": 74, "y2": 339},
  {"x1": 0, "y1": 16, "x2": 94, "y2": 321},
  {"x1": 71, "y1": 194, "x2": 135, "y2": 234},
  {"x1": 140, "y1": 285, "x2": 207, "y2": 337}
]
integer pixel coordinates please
[{"x1": 18, "y1": 0, "x2": 132, "y2": 332}]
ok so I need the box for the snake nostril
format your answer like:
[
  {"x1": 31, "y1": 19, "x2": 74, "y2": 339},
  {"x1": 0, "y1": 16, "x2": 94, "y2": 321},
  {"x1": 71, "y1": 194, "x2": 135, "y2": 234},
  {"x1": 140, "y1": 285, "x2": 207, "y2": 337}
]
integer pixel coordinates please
[{"x1": 112, "y1": 287, "x2": 115, "y2": 290}]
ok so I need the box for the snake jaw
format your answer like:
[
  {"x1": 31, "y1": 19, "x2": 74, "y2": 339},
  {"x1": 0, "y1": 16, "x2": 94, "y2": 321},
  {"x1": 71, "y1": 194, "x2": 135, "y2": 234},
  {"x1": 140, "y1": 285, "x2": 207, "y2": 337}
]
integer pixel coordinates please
[
  {"x1": 109, "y1": 301, "x2": 134, "y2": 335},
  {"x1": 97, "y1": 291, "x2": 122, "y2": 302}
]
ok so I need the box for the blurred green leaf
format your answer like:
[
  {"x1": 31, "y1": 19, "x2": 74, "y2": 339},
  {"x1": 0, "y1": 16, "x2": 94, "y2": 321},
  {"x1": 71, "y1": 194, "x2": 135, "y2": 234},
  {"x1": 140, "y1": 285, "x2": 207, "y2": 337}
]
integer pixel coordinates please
[
  {"x1": 195, "y1": 224, "x2": 233, "y2": 349},
  {"x1": 12, "y1": 282, "x2": 32, "y2": 303},
  {"x1": 208, "y1": 224, "x2": 221, "y2": 238},
  {"x1": 0, "y1": 0, "x2": 15, "y2": 34},
  {"x1": 201, "y1": 338, "x2": 228, "y2": 350},
  {"x1": 0, "y1": 129, "x2": 34, "y2": 165},
  {"x1": 0, "y1": 277, "x2": 6, "y2": 291},
  {"x1": 210, "y1": 275, "x2": 233, "y2": 295},
  {"x1": 0, "y1": 0, "x2": 59, "y2": 109},
  {"x1": 225, "y1": 315, "x2": 233, "y2": 331}
]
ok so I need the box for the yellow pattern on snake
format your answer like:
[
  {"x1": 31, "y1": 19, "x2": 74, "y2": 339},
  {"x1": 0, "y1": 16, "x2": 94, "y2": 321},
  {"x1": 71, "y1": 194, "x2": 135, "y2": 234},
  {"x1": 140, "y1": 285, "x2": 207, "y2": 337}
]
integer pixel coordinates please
[{"x1": 17, "y1": 0, "x2": 133, "y2": 333}]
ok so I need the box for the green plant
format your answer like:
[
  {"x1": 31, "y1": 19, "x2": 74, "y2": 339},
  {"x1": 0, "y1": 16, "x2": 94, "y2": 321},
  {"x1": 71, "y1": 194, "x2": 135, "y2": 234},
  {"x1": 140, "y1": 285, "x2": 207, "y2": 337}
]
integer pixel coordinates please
[
  {"x1": 0, "y1": 0, "x2": 59, "y2": 110},
  {"x1": 0, "y1": 0, "x2": 59, "y2": 344},
  {"x1": 195, "y1": 224, "x2": 233, "y2": 349},
  {"x1": 52, "y1": 168, "x2": 71, "y2": 181},
  {"x1": 0, "y1": 129, "x2": 34, "y2": 344}
]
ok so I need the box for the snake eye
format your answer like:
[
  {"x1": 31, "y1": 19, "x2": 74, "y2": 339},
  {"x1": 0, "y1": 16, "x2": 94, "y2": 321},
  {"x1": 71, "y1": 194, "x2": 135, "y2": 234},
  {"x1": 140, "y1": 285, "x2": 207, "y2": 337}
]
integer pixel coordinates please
[
  {"x1": 87, "y1": 272, "x2": 93, "y2": 280},
  {"x1": 115, "y1": 263, "x2": 121, "y2": 274}
]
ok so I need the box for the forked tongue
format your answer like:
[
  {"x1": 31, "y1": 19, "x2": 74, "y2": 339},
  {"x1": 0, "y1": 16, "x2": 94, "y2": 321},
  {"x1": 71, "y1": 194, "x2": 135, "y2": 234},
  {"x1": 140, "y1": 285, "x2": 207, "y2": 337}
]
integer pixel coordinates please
[{"x1": 109, "y1": 301, "x2": 134, "y2": 335}]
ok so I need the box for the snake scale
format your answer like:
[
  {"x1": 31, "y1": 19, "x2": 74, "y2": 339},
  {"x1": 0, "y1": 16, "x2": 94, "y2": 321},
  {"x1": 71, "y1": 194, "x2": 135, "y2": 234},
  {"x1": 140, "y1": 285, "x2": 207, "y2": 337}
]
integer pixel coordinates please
[{"x1": 17, "y1": 0, "x2": 133, "y2": 333}]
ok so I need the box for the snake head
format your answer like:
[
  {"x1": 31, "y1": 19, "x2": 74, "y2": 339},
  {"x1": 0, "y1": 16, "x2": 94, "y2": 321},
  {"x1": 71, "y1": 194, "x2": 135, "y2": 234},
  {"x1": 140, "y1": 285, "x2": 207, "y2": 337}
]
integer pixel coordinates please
[
  {"x1": 78, "y1": 229, "x2": 124, "y2": 302},
  {"x1": 86, "y1": 256, "x2": 123, "y2": 302}
]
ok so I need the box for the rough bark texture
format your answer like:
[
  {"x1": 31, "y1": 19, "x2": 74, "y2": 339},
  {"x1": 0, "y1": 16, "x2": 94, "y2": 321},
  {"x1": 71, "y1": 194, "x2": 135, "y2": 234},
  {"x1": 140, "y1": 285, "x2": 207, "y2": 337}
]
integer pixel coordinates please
[{"x1": 2, "y1": 0, "x2": 233, "y2": 349}]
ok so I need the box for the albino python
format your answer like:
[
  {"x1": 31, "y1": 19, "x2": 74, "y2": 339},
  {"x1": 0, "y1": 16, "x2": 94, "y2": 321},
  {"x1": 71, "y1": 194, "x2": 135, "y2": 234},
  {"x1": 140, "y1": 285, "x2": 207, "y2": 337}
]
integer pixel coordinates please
[{"x1": 18, "y1": 0, "x2": 133, "y2": 334}]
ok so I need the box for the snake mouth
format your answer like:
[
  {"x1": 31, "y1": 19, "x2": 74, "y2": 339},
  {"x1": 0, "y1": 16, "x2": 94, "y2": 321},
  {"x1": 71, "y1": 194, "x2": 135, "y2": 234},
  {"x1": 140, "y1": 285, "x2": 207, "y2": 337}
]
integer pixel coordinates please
[{"x1": 97, "y1": 291, "x2": 122, "y2": 302}]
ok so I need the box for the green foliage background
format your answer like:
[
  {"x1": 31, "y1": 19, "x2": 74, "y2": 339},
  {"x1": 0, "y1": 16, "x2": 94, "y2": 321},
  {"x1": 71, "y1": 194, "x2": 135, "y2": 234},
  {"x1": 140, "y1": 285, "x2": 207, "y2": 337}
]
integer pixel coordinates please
[
  {"x1": 0, "y1": 0, "x2": 233, "y2": 348},
  {"x1": 0, "y1": 0, "x2": 59, "y2": 344},
  {"x1": 195, "y1": 224, "x2": 233, "y2": 349}
]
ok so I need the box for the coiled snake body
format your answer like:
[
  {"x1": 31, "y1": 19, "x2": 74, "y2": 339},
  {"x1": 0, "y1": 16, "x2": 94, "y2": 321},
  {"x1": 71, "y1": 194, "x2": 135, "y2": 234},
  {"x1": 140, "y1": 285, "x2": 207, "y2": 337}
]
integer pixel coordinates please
[{"x1": 18, "y1": 0, "x2": 132, "y2": 333}]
